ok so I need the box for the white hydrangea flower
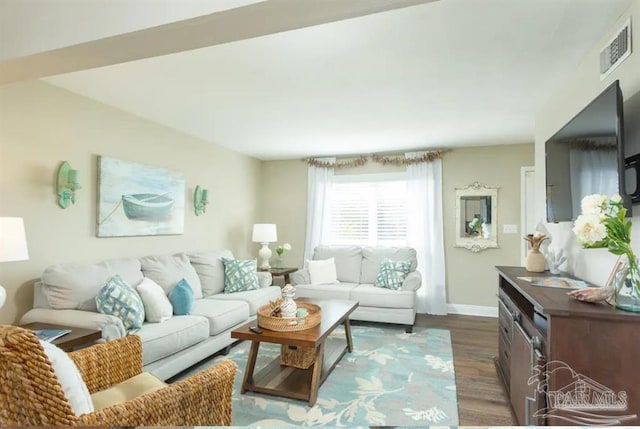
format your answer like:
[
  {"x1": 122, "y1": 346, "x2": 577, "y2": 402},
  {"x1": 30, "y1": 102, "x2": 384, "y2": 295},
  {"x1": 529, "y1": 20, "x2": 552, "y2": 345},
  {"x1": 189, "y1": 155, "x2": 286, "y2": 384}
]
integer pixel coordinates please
[
  {"x1": 283, "y1": 243, "x2": 292, "y2": 251},
  {"x1": 610, "y1": 193, "x2": 622, "y2": 203},
  {"x1": 573, "y1": 214, "x2": 607, "y2": 245},
  {"x1": 580, "y1": 194, "x2": 607, "y2": 215}
]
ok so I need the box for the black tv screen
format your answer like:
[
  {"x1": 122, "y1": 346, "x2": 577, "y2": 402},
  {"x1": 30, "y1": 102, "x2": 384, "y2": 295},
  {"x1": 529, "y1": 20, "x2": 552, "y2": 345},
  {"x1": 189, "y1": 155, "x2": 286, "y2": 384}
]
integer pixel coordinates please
[
  {"x1": 623, "y1": 90, "x2": 640, "y2": 201},
  {"x1": 545, "y1": 81, "x2": 628, "y2": 222}
]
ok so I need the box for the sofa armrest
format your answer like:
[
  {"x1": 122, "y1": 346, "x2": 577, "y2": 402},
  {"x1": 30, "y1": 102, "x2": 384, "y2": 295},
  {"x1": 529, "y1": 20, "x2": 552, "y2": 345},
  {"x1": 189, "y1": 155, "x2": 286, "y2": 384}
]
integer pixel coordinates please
[
  {"x1": 256, "y1": 271, "x2": 272, "y2": 288},
  {"x1": 290, "y1": 269, "x2": 310, "y2": 286},
  {"x1": 401, "y1": 271, "x2": 422, "y2": 292},
  {"x1": 77, "y1": 360, "x2": 237, "y2": 426},
  {"x1": 70, "y1": 335, "x2": 143, "y2": 393},
  {"x1": 19, "y1": 308, "x2": 126, "y2": 341}
]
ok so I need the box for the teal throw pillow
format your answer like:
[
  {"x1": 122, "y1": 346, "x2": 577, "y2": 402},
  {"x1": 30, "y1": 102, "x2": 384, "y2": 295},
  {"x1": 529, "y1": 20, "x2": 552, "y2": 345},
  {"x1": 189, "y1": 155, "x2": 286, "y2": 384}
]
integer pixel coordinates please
[
  {"x1": 222, "y1": 258, "x2": 260, "y2": 293},
  {"x1": 96, "y1": 275, "x2": 145, "y2": 331},
  {"x1": 168, "y1": 278, "x2": 194, "y2": 315},
  {"x1": 374, "y1": 259, "x2": 412, "y2": 290}
]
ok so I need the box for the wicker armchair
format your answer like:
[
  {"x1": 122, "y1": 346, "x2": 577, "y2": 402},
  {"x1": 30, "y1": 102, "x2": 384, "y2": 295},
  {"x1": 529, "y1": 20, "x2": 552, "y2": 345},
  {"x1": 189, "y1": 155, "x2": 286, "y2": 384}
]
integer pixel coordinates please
[{"x1": 0, "y1": 324, "x2": 237, "y2": 426}]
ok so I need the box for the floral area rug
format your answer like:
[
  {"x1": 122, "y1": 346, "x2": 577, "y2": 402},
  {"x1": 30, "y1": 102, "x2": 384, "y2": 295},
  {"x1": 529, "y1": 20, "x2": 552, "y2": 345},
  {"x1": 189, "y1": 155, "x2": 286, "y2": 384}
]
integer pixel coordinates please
[{"x1": 185, "y1": 325, "x2": 458, "y2": 427}]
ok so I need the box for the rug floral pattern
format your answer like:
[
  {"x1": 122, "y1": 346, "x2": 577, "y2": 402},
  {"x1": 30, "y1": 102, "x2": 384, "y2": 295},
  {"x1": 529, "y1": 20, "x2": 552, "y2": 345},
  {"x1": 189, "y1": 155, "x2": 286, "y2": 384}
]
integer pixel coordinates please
[{"x1": 197, "y1": 325, "x2": 458, "y2": 426}]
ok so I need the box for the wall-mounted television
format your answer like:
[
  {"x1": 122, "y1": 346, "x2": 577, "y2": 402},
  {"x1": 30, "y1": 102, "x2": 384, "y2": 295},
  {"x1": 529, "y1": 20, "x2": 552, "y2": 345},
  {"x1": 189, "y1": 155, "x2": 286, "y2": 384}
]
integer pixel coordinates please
[
  {"x1": 623, "y1": 90, "x2": 640, "y2": 202},
  {"x1": 545, "y1": 81, "x2": 630, "y2": 222}
]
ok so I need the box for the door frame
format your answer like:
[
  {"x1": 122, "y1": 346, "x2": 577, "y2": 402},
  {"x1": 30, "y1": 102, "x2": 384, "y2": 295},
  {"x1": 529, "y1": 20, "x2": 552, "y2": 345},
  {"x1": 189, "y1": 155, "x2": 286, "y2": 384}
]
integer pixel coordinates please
[{"x1": 521, "y1": 166, "x2": 536, "y2": 265}]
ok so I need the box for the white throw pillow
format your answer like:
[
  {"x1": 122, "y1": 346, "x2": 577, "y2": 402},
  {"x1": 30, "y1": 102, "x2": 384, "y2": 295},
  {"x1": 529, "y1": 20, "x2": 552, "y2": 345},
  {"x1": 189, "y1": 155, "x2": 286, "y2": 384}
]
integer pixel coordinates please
[
  {"x1": 40, "y1": 340, "x2": 94, "y2": 416},
  {"x1": 307, "y1": 258, "x2": 338, "y2": 285},
  {"x1": 136, "y1": 277, "x2": 173, "y2": 323}
]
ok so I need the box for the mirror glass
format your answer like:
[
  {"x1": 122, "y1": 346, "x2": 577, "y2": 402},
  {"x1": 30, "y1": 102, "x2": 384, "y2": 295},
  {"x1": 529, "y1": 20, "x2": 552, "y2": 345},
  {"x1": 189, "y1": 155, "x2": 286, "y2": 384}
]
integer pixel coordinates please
[{"x1": 455, "y1": 182, "x2": 499, "y2": 252}]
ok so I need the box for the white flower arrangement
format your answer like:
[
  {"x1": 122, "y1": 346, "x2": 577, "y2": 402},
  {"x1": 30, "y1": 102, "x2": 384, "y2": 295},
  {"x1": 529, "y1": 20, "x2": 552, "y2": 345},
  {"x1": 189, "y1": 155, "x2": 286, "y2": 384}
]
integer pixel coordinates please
[{"x1": 275, "y1": 243, "x2": 292, "y2": 257}]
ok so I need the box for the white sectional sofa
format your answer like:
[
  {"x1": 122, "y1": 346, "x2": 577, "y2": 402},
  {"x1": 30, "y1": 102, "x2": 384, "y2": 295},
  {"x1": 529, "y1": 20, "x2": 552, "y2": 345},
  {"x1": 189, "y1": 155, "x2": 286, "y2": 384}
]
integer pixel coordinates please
[
  {"x1": 19, "y1": 249, "x2": 281, "y2": 381},
  {"x1": 290, "y1": 245, "x2": 422, "y2": 332}
]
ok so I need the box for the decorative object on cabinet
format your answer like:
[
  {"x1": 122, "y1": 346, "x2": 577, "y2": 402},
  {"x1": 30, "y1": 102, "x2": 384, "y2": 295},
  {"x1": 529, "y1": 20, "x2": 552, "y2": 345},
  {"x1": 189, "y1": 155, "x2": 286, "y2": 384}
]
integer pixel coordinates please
[
  {"x1": 543, "y1": 248, "x2": 566, "y2": 274},
  {"x1": 193, "y1": 185, "x2": 209, "y2": 216},
  {"x1": 97, "y1": 156, "x2": 185, "y2": 237},
  {"x1": 524, "y1": 233, "x2": 548, "y2": 272},
  {"x1": 0, "y1": 217, "x2": 29, "y2": 309},
  {"x1": 56, "y1": 161, "x2": 81, "y2": 209},
  {"x1": 455, "y1": 182, "x2": 498, "y2": 252},
  {"x1": 573, "y1": 193, "x2": 640, "y2": 313},
  {"x1": 252, "y1": 224, "x2": 277, "y2": 269}
]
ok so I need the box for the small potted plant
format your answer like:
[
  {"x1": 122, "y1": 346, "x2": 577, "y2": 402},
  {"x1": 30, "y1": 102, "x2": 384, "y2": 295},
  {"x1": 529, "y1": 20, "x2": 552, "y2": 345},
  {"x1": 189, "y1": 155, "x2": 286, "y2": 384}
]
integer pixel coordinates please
[{"x1": 274, "y1": 243, "x2": 291, "y2": 268}]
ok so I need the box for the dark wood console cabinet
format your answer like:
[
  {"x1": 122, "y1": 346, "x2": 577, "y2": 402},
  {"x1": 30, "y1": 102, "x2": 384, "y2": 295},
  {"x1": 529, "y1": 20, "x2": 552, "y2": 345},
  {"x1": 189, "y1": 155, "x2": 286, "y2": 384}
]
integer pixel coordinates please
[{"x1": 496, "y1": 266, "x2": 640, "y2": 425}]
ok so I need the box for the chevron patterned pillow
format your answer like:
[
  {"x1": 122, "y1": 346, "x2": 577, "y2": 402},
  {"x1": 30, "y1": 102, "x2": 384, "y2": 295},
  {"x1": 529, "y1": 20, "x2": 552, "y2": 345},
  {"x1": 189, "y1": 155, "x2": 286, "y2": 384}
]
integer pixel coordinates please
[
  {"x1": 222, "y1": 258, "x2": 260, "y2": 293},
  {"x1": 96, "y1": 275, "x2": 145, "y2": 331},
  {"x1": 374, "y1": 259, "x2": 412, "y2": 290}
]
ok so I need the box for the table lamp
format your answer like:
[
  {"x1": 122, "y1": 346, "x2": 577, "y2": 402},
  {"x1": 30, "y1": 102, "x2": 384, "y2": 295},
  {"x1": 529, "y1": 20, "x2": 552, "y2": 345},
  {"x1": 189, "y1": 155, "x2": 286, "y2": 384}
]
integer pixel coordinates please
[
  {"x1": 0, "y1": 217, "x2": 30, "y2": 309},
  {"x1": 252, "y1": 224, "x2": 277, "y2": 270}
]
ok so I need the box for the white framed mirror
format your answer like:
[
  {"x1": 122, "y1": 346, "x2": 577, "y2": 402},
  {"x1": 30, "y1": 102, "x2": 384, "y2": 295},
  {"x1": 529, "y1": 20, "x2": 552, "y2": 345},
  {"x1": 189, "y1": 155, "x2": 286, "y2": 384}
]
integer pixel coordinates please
[{"x1": 455, "y1": 182, "x2": 499, "y2": 252}]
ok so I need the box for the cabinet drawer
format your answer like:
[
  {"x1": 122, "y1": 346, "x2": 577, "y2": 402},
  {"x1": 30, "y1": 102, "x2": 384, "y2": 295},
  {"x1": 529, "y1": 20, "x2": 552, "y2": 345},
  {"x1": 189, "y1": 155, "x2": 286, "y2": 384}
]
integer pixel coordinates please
[
  {"x1": 498, "y1": 329, "x2": 511, "y2": 385},
  {"x1": 498, "y1": 298, "x2": 514, "y2": 342}
]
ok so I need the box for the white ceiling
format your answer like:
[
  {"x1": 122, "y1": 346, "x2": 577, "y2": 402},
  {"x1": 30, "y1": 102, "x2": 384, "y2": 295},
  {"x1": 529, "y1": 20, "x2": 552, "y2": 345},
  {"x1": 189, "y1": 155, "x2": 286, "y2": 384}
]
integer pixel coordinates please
[{"x1": 36, "y1": 0, "x2": 633, "y2": 160}]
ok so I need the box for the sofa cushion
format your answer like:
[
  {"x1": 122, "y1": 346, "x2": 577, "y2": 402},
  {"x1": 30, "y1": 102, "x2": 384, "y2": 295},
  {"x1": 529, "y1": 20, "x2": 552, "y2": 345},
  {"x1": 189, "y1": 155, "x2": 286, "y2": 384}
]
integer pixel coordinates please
[
  {"x1": 191, "y1": 298, "x2": 250, "y2": 335},
  {"x1": 91, "y1": 372, "x2": 166, "y2": 411},
  {"x1": 350, "y1": 284, "x2": 416, "y2": 309},
  {"x1": 42, "y1": 258, "x2": 143, "y2": 311},
  {"x1": 136, "y1": 316, "x2": 209, "y2": 365},
  {"x1": 209, "y1": 286, "x2": 282, "y2": 316},
  {"x1": 168, "y1": 278, "x2": 194, "y2": 315},
  {"x1": 188, "y1": 250, "x2": 234, "y2": 297},
  {"x1": 294, "y1": 283, "x2": 359, "y2": 301},
  {"x1": 313, "y1": 246, "x2": 362, "y2": 283},
  {"x1": 96, "y1": 275, "x2": 145, "y2": 331},
  {"x1": 136, "y1": 277, "x2": 173, "y2": 323},
  {"x1": 139, "y1": 253, "x2": 203, "y2": 299},
  {"x1": 374, "y1": 259, "x2": 412, "y2": 290},
  {"x1": 360, "y1": 247, "x2": 417, "y2": 284},
  {"x1": 307, "y1": 257, "x2": 338, "y2": 285},
  {"x1": 222, "y1": 258, "x2": 260, "y2": 293}
]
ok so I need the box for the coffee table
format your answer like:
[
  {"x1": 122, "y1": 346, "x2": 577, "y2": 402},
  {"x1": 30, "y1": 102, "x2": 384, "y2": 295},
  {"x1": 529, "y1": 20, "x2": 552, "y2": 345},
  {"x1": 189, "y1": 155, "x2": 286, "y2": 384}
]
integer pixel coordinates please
[
  {"x1": 231, "y1": 299, "x2": 358, "y2": 406},
  {"x1": 20, "y1": 322, "x2": 101, "y2": 352}
]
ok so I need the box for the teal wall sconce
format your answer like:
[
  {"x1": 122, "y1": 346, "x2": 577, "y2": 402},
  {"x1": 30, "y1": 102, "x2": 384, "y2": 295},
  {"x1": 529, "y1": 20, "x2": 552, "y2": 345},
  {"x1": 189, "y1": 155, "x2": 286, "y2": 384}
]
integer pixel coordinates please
[
  {"x1": 57, "y1": 161, "x2": 81, "y2": 209},
  {"x1": 194, "y1": 185, "x2": 209, "y2": 216}
]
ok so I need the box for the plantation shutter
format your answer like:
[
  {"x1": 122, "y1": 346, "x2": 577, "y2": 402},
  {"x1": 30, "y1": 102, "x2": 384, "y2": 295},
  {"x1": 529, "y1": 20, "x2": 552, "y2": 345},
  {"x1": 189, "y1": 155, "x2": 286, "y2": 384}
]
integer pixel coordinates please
[{"x1": 330, "y1": 179, "x2": 407, "y2": 246}]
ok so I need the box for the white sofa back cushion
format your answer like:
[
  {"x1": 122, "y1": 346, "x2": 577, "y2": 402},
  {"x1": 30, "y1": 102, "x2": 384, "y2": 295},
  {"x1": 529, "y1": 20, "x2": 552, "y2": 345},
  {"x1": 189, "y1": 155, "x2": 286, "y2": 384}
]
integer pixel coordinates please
[
  {"x1": 313, "y1": 245, "x2": 362, "y2": 283},
  {"x1": 140, "y1": 253, "x2": 203, "y2": 299},
  {"x1": 307, "y1": 257, "x2": 338, "y2": 285},
  {"x1": 188, "y1": 250, "x2": 234, "y2": 297},
  {"x1": 42, "y1": 258, "x2": 143, "y2": 310},
  {"x1": 360, "y1": 247, "x2": 417, "y2": 284}
]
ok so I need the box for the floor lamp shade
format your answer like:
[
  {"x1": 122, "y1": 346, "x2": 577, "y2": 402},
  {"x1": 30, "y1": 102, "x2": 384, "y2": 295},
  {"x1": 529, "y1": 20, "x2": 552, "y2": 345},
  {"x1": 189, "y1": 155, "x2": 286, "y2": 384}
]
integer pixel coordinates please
[
  {"x1": 252, "y1": 224, "x2": 277, "y2": 270},
  {"x1": 0, "y1": 217, "x2": 29, "y2": 309}
]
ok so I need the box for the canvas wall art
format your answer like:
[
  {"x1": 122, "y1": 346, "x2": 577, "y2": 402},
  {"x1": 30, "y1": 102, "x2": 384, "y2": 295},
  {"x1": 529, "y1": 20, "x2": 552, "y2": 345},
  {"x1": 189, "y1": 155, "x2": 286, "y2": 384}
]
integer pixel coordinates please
[{"x1": 97, "y1": 156, "x2": 185, "y2": 237}]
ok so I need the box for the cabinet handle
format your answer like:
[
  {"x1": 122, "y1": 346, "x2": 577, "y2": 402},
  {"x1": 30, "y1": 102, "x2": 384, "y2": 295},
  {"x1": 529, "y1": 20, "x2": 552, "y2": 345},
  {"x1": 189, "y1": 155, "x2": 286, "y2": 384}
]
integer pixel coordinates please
[{"x1": 511, "y1": 310, "x2": 520, "y2": 322}]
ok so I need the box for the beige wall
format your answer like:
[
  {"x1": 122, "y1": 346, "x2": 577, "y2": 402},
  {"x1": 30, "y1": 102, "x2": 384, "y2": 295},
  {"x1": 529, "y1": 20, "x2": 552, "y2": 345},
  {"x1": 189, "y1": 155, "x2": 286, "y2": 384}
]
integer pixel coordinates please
[
  {"x1": 0, "y1": 81, "x2": 261, "y2": 324},
  {"x1": 261, "y1": 145, "x2": 534, "y2": 307},
  {"x1": 443, "y1": 144, "x2": 534, "y2": 307},
  {"x1": 534, "y1": 0, "x2": 640, "y2": 286}
]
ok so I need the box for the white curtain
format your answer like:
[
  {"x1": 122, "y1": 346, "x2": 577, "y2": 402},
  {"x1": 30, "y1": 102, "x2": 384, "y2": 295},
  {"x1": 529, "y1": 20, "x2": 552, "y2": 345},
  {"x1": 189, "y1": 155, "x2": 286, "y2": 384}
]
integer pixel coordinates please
[
  {"x1": 406, "y1": 152, "x2": 447, "y2": 315},
  {"x1": 304, "y1": 158, "x2": 335, "y2": 261}
]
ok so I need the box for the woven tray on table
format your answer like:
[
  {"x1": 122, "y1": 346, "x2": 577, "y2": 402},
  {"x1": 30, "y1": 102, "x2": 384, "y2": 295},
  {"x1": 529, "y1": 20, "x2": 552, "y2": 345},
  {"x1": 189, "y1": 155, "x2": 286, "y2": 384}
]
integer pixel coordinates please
[{"x1": 257, "y1": 302, "x2": 321, "y2": 332}]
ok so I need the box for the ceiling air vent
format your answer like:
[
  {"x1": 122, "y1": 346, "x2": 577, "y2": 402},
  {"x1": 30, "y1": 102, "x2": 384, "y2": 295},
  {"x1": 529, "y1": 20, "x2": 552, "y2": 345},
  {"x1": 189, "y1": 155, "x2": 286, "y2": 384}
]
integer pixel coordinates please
[{"x1": 600, "y1": 19, "x2": 632, "y2": 80}]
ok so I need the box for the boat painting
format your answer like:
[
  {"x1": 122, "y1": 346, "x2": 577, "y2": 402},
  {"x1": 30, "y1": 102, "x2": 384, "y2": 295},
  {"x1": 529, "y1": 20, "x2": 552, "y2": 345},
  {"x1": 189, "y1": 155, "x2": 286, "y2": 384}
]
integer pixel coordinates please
[
  {"x1": 122, "y1": 193, "x2": 174, "y2": 221},
  {"x1": 97, "y1": 156, "x2": 184, "y2": 237}
]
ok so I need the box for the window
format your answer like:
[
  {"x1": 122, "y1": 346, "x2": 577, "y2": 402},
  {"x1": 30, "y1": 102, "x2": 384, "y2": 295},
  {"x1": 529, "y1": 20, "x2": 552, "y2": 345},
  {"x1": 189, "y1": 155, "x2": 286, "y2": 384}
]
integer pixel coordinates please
[{"x1": 329, "y1": 174, "x2": 408, "y2": 246}]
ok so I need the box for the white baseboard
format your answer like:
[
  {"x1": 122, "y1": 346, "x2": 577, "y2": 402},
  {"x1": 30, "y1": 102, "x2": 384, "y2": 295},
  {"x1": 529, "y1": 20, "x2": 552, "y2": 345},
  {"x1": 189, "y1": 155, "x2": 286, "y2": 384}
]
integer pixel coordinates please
[{"x1": 447, "y1": 303, "x2": 498, "y2": 318}]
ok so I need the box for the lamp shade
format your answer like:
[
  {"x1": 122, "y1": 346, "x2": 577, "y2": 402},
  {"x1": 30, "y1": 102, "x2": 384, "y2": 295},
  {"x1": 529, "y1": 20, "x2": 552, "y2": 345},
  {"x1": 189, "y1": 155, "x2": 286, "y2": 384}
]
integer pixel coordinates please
[
  {"x1": 0, "y1": 217, "x2": 29, "y2": 262},
  {"x1": 252, "y1": 224, "x2": 277, "y2": 243}
]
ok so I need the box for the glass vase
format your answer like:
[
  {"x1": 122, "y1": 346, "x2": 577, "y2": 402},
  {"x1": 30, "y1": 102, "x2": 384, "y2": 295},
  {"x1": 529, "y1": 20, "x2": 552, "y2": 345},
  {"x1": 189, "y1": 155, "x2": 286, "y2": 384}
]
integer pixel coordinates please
[
  {"x1": 274, "y1": 255, "x2": 284, "y2": 269},
  {"x1": 612, "y1": 255, "x2": 640, "y2": 313}
]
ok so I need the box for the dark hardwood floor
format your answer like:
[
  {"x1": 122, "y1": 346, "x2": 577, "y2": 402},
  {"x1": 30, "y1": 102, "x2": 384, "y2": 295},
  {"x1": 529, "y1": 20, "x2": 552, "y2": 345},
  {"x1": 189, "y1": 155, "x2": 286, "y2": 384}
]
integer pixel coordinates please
[{"x1": 416, "y1": 313, "x2": 514, "y2": 425}]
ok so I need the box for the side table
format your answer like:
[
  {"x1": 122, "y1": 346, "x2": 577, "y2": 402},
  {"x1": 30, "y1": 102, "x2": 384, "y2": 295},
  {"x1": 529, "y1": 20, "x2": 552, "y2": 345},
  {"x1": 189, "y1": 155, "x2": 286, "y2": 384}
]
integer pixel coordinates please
[
  {"x1": 20, "y1": 322, "x2": 102, "y2": 352},
  {"x1": 259, "y1": 267, "x2": 297, "y2": 285}
]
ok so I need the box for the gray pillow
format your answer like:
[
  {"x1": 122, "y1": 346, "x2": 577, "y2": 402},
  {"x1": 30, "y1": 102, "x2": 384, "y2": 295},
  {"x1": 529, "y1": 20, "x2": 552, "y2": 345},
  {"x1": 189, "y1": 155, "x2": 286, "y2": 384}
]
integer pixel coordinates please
[
  {"x1": 188, "y1": 250, "x2": 234, "y2": 297},
  {"x1": 139, "y1": 253, "x2": 203, "y2": 299},
  {"x1": 313, "y1": 245, "x2": 362, "y2": 283}
]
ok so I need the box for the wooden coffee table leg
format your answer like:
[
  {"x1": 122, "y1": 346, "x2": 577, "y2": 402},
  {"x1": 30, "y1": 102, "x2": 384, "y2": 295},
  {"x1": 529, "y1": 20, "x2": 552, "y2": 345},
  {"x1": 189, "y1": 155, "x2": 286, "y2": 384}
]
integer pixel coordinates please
[
  {"x1": 344, "y1": 318, "x2": 353, "y2": 353},
  {"x1": 308, "y1": 343, "x2": 324, "y2": 406},
  {"x1": 241, "y1": 340, "x2": 260, "y2": 394}
]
